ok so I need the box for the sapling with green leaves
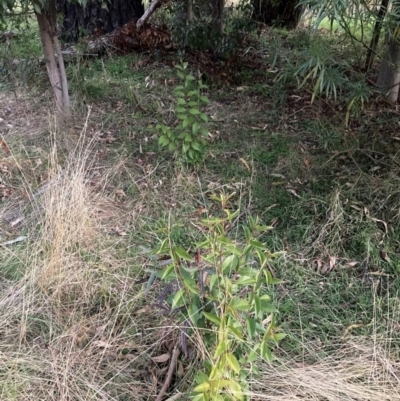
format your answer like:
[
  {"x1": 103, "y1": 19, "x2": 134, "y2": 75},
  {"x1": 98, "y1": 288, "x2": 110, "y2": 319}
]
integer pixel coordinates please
[
  {"x1": 154, "y1": 192, "x2": 285, "y2": 400},
  {"x1": 157, "y1": 62, "x2": 209, "y2": 164}
]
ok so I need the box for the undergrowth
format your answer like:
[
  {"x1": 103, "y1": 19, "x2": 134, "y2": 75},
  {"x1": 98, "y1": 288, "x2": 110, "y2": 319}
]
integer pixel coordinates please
[{"x1": 1, "y1": 17, "x2": 400, "y2": 401}]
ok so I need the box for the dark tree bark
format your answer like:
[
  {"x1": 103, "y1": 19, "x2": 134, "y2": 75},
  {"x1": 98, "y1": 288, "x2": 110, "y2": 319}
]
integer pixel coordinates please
[
  {"x1": 376, "y1": 1, "x2": 400, "y2": 103},
  {"x1": 365, "y1": 0, "x2": 389, "y2": 71},
  {"x1": 211, "y1": 0, "x2": 225, "y2": 35},
  {"x1": 252, "y1": 0, "x2": 302, "y2": 29},
  {"x1": 57, "y1": 0, "x2": 144, "y2": 42}
]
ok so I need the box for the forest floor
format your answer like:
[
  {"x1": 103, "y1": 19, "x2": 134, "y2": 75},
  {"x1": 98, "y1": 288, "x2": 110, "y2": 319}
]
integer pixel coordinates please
[{"x1": 1, "y1": 21, "x2": 400, "y2": 401}]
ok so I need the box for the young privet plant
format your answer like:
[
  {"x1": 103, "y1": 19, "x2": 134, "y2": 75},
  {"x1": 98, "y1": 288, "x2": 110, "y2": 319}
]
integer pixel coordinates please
[
  {"x1": 155, "y1": 192, "x2": 285, "y2": 400},
  {"x1": 157, "y1": 62, "x2": 209, "y2": 164}
]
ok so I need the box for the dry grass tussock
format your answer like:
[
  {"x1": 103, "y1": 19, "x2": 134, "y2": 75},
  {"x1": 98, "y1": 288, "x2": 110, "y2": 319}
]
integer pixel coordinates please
[
  {"x1": 252, "y1": 335, "x2": 400, "y2": 400},
  {"x1": 0, "y1": 120, "x2": 155, "y2": 400}
]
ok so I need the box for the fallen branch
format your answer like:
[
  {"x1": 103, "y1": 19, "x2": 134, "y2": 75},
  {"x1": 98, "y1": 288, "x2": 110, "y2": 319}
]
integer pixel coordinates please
[
  {"x1": 136, "y1": 0, "x2": 167, "y2": 30},
  {"x1": 155, "y1": 345, "x2": 180, "y2": 401}
]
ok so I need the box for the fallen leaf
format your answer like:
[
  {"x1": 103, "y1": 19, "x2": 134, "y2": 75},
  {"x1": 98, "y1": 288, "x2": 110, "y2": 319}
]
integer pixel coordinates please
[
  {"x1": 287, "y1": 188, "x2": 301, "y2": 198},
  {"x1": 9, "y1": 217, "x2": 24, "y2": 227},
  {"x1": 151, "y1": 353, "x2": 170, "y2": 363},
  {"x1": 95, "y1": 324, "x2": 108, "y2": 335},
  {"x1": 342, "y1": 323, "x2": 364, "y2": 338},
  {"x1": 380, "y1": 250, "x2": 391, "y2": 263},
  {"x1": 0, "y1": 138, "x2": 10, "y2": 154},
  {"x1": 93, "y1": 340, "x2": 113, "y2": 349},
  {"x1": 114, "y1": 189, "x2": 126, "y2": 198},
  {"x1": 113, "y1": 226, "x2": 127, "y2": 236},
  {"x1": 320, "y1": 256, "x2": 337, "y2": 274},
  {"x1": 345, "y1": 261, "x2": 359, "y2": 268},
  {"x1": 239, "y1": 158, "x2": 250, "y2": 171}
]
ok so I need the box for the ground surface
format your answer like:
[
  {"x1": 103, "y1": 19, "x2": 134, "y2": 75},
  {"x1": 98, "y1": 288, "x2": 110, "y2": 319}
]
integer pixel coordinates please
[{"x1": 1, "y1": 20, "x2": 400, "y2": 400}]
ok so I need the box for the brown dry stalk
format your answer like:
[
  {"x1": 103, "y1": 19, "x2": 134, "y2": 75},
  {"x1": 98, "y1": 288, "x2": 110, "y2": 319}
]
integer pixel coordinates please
[{"x1": 156, "y1": 345, "x2": 181, "y2": 401}]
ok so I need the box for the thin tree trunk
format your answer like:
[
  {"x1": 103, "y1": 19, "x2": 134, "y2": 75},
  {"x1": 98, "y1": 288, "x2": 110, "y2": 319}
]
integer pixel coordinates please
[
  {"x1": 35, "y1": 1, "x2": 70, "y2": 119},
  {"x1": 365, "y1": 0, "x2": 389, "y2": 71},
  {"x1": 377, "y1": 1, "x2": 400, "y2": 103},
  {"x1": 376, "y1": 34, "x2": 400, "y2": 103},
  {"x1": 35, "y1": 11, "x2": 65, "y2": 116},
  {"x1": 211, "y1": 0, "x2": 225, "y2": 35},
  {"x1": 48, "y1": 0, "x2": 70, "y2": 114},
  {"x1": 187, "y1": 0, "x2": 193, "y2": 23}
]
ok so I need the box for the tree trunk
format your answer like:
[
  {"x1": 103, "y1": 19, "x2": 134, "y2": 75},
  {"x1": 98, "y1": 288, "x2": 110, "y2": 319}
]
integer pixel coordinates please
[
  {"x1": 365, "y1": 0, "x2": 389, "y2": 71},
  {"x1": 211, "y1": 0, "x2": 225, "y2": 35},
  {"x1": 377, "y1": 34, "x2": 400, "y2": 103},
  {"x1": 175, "y1": 0, "x2": 194, "y2": 24},
  {"x1": 377, "y1": 1, "x2": 400, "y2": 103},
  {"x1": 35, "y1": 0, "x2": 70, "y2": 119},
  {"x1": 252, "y1": 0, "x2": 302, "y2": 29},
  {"x1": 57, "y1": 0, "x2": 144, "y2": 42}
]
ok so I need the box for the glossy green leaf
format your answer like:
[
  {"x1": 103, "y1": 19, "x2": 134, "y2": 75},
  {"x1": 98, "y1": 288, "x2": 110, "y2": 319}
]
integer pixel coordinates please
[
  {"x1": 175, "y1": 246, "x2": 192, "y2": 261},
  {"x1": 250, "y1": 240, "x2": 266, "y2": 249},
  {"x1": 210, "y1": 274, "x2": 218, "y2": 291},
  {"x1": 171, "y1": 289, "x2": 185, "y2": 310},
  {"x1": 193, "y1": 382, "x2": 210, "y2": 393},
  {"x1": 226, "y1": 380, "x2": 243, "y2": 400},
  {"x1": 188, "y1": 302, "x2": 200, "y2": 326},
  {"x1": 273, "y1": 332, "x2": 287, "y2": 342},
  {"x1": 161, "y1": 262, "x2": 175, "y2": 280},
  {"x1": 231, "y1": 298, "x2": 250, "y2": 312},
  {"x1": 246, "y1": 317, "x2": 256, "y2": 339},
  {"x1": 260, "y1": 341, "x2": 273, "y2": 361},
  {"x1": 254, "y1": 295, "x2": 261, "y2": 318},
  {"x1": 158, "y1": 135, "x2": 168, "y2": 146},
  {"x1": 214, "y1": 340, "x2": 227, "y2": 358},
  {"x1": 191, "y1": 394, "x2": 204, "y2": 401},
  {"x1": 200, "y1": 113, "x2": 209, "y2": 122},
  {"x1": 248, "y1": 345, "x2": 258, "y2": 363},
  {"x1": 235, "y1": 276, "x2": 256, "y2": 286},
  {"x1": 192, "y1": 121, "x2": 199, "y2": 133},
  {"x1": 228, "y1": 325, "x2": 243, "y2": 340},
  {"x1": 260, "y1": 301, "x2": 276, "y2": 313},
  {"x1": 222, "y1": 254, "x2": 239, "y2": 273},
  {"x1": 225, "y1": 353, "x2": 240, "y2": 374},
  {"x1": 243, "y1": 226, "x2": 251, "y2": 242},
  {"x1": 191, "y1": 142, "x2": 201, "y2": 151},
  {"x1": 203, "y1": 312, "x2": 221, "y2": 326}
]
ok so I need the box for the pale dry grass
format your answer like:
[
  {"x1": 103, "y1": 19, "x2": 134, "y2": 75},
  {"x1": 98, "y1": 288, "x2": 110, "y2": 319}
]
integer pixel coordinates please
[
  {"x1": 249, "y1": 291, "x2": 400, "y2": 401},
  {"x1": 0, "y1": 117, "x2": 154, "y2": 400},
  {"x1": 251, "y1": 337, "x2": 400, "y2": 400}
]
